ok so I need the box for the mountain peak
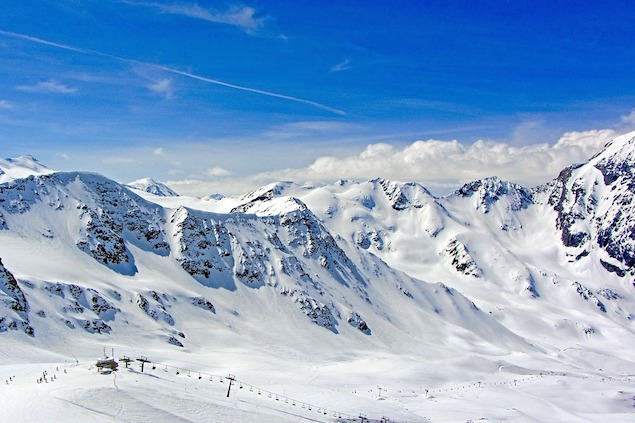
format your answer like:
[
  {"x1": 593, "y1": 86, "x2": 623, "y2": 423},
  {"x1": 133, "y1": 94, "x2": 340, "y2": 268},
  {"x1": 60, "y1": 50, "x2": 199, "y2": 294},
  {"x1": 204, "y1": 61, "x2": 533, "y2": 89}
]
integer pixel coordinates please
[
  {"x1": 127, "y1": 177, "x2": 179, "y2": 197},
  {"x1": 452, "y1": 176, "x2": 533, "y2": 213},
  {"x1": 0, "y1": 155, "x2": 55, "y2": 183}
]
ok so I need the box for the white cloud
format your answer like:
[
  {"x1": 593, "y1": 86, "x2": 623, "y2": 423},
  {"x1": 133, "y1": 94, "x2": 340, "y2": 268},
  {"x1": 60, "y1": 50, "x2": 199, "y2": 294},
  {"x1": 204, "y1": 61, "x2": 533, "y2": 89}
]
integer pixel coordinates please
[
  {"x1": 246, "y1": 129, "x2": 621, "y2": 195},
  {"x1": 620, "y1": 109, "x2": 635, "y2": 126},
  {"x1": 207, "y1": 166, "x2": 231, "y2": 177},
  {"x1": 124, "y1": 1, "x2": 267, "y2": 34},
  {"x1": 148, "y1": 78, "x2": 174, "y2": 99},
  {"x1": 330, "y1": 58, "x2": 351, "y2": 73},
  {"x1": 4, "y1": 30, "x2": 343, "y2": 115},
  {"x1": 16, "y1": 79, "x2": 77, "y2": 94},
  {"x1": 0, "y1": 100, "x2": 15, "y2": 110},
  {"x1": 161, "y1": 129, "x2": 626, "y2": 198},
  {"x1": 153, "y1": 147, "x2": 165, "y2": 156}
]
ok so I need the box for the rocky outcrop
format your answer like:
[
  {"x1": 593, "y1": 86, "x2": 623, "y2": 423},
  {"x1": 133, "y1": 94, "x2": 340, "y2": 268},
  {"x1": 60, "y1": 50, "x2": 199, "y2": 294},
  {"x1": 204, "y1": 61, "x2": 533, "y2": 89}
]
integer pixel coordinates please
[
  {"x1": 0, "y1": 258, "x2": 32, "y2": 335},
  {"x1": 455, "y1": 177, "x2": 533, "y2": 214},
  {"x1": 443, "y1": 238, "x2": 482, "y2": 278}
]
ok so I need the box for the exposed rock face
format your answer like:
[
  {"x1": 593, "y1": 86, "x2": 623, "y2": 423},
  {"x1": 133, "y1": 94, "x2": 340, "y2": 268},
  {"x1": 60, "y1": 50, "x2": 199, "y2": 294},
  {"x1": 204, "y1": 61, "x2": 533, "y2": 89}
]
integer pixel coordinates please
[
  {"x1": 0, "y1": 172, "x2": 170, "y2": 275},
  {"x1": 0, "y1": 258, "x2": 32, "y2": 335},
  {"x1": 0, "y1": 258, "x2": 28, "y2": 314},
  {"x1": 280, "y1": 288, "x2": 337, "y2": 332},
  {"x1": 455, "y1": 177, "x2": 533, "y2": 214},
  {"x1": 135, "y1": 291, "x2": 175, "y2": 325},
  {"x1": 170, "y1": 207, "x2": 234, "y2": 281},
  {"x1": 572, "y1": 281, "x2": 606, "y2": 313},
  {"x1": 347, "y1": 312, "x2": 370, "y2": 334},
  {"x1": 377, "y1": 178, "x2": 435, "y2": 210},
  {"x1": 443, "y1": 239, "x2": 482, "y2": 278},
  {"x1": 540, "y1": 136, "x2": 635, "y2": 274}
]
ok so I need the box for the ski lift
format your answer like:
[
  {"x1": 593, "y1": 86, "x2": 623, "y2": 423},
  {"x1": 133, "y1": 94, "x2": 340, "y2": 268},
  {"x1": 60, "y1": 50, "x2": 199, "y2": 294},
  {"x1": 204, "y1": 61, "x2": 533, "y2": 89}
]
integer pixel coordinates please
[
  {"x1": 239, "y1": 383, "x2": 243, "y2": 389},
  {"x1": 268, "y1": 393, "x2": 272, "y2": 398},
  {"x1": 249, "y1": 386, "x2": 253, "y2": 392},
  {"x1": 209, "y1": 375, "x2": 213, "y2": 382},
  {"x1": 276, "y1": 395, "x2": 279, "y2": 401},
  {"x1": 176, "y1": 368, "x2": 180, "y2": 375},
  {"x1": 152, "y1": 363, "x2": 156, "y2": 370},
  {"x1": 198, "y1": 373, "x2": 202, "y2": 380},
  {"x1": 187, "y1": 371, "x2": 191, "y2": 377},
  {"x1": 164, "y1": 365, "x2": 168, "y2": 372},
  {"x1": 258, "y1": 389, "x2": 261, "y2": 395},
  {"x1": 292, "y1": 400, "x2": 296, "y2": 406},
  {"x1": 220, "y1": 377, "x2": 224, "y2": 383},
  {"x1": 285, "y1": 398, "x2": 288, "y2": 404}
]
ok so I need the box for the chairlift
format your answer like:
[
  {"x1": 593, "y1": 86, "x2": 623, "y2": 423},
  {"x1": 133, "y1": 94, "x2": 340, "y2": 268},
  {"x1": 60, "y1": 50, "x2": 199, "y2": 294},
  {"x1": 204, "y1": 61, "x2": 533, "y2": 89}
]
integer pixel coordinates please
[
  {"x1": 198, "y1": 373, "x2": 202, "y2": 380},
  {"x1": 164, "y1": 365, "x2": 168, "y2": 372},
  {"x1": 209, "y1": 375, "x2": 213, "y2": 382},
  {"x1": 239, "y1": 383, "x2": 243, "y2": 389},
  {"x1": 268, "y1": 393, "x2": 272, "y2": 398},
  {"x1": 187, "y1": 371, "x2": 191, "y2": 377},
  {"x1": 276, "y1": 395, "x2": 279, "y2": 401},
  {"x1": 220, "y1": 377, "x2": 224, "y2": 383},
  {"x1": 176, "y1": 368, "x2": 180, "y2": 375},
  {"x1": 152, "y1": 363, "x2": 156, "y2": 370},
  {"x1": 249, "y1": 386, "x2": 253, "y2": 392},
  {"x1": 285, "y1": 398, "x2": 288, "y2": 404},
  {"x1": 258, "y1": 389, "x2": 261, "y2": 395}
]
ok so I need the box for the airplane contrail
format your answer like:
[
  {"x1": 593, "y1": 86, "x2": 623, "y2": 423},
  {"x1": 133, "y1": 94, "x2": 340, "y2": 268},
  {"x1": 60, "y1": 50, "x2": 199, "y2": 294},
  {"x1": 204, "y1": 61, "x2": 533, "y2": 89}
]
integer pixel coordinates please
[{"x1": 0, "y1": 29, "x2": 346, "y2": 116}]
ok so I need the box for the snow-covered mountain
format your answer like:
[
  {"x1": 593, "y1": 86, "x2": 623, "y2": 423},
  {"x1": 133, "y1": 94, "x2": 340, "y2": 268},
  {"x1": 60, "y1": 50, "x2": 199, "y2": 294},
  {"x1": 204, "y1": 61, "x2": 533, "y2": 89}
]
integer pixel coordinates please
[
  {"x1": 0, "y1": 154, "x2": 55, "y2": 183},
  {"x1": 1, "y1": 131, "x2": 634, "y2": 422},
  {"x1": 127, "y1": 177, "x2": 180, "y2": 197}
]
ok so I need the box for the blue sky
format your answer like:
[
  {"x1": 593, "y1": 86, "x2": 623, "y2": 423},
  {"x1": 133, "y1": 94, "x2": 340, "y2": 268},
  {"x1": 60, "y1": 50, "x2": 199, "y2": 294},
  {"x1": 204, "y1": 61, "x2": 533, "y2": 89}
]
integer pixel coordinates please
[{"x1": 1, "y1": 1, "x2": 634, "y2": 195}]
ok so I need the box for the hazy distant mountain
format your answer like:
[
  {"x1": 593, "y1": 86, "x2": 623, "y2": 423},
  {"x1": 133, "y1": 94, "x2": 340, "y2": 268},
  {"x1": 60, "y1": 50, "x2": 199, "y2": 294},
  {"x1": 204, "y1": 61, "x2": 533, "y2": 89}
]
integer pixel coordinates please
[
  {"x1": 127, "y1": 177, "x2": 179, "y2": 197},
  {"x1": 0, "y1": 154, "x2": 55, "y2": 183}
]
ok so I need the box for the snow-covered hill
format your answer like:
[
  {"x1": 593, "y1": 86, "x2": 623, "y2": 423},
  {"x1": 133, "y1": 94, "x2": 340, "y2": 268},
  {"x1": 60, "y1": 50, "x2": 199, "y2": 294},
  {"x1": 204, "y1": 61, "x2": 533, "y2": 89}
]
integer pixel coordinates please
[{"x1": 1, "y1": 130, "x2": 634, "y2": 422}]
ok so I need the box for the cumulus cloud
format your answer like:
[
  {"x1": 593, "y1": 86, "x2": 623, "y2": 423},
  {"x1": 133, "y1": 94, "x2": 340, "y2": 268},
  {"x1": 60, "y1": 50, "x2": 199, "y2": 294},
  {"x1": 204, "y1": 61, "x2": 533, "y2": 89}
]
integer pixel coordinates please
[
  {"x1": 162, "y1": 129, "x2": 628, "y2": 197},
  {"x1": 153, "y1": 147, "x2": 165, "y2": 156},
  {"x1": 124, "y1": 1, "x2": 267, "y2": 34},
  {"x1": 247, "y1": 129, "x2": 621, "y2": 195},
  {"x1": 16, "y1": 79, "x2": 77, "y2": 94}
]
